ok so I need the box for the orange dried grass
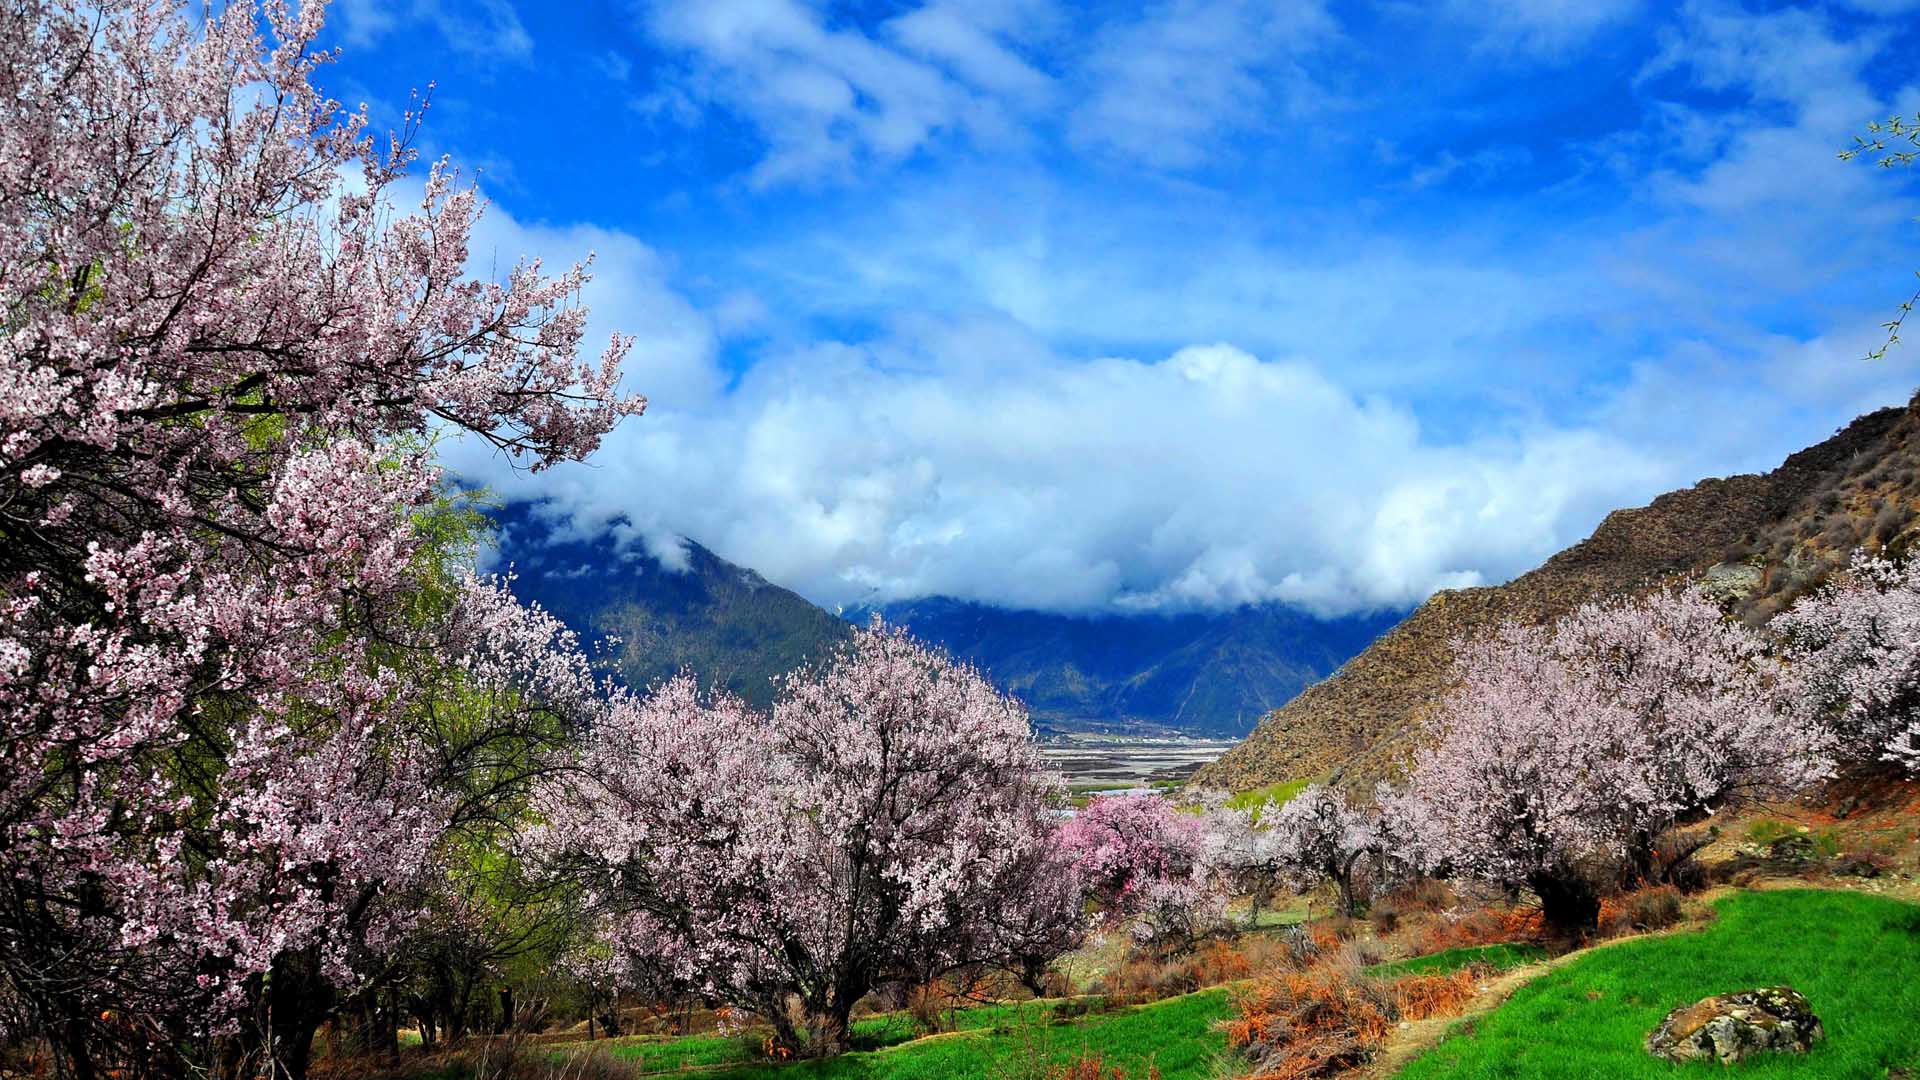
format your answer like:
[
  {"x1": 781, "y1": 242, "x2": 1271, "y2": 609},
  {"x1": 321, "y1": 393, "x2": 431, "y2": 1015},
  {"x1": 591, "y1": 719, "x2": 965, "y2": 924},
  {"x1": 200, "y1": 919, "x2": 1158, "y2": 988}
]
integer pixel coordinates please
[
  {"x1": 1228, "y1": 958, "x2": 1482, "y2": 1079},
  {"x1": 1414, "y1": 906, "x2": 1542, "y2": 954},
  {"x1": 1390, "y1": 968, "x2": 1480, "y2": 1021}
]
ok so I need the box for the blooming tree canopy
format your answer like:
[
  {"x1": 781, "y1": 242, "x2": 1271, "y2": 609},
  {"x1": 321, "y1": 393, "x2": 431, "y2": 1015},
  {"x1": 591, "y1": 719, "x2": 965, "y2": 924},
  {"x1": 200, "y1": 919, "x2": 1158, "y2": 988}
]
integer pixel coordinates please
[
  {"x1": 1059, "y1": 794, "x2": 1222, "y2": 948},
  {"x1": 537, "y1": 624, "x2": 1067, "y2": 1057},
  {"x1": 1408, "y1": 587, "x2": 1827, "y2": 932},
  {"x1": 1260, "y1": 785, "x2": 1379, "y2": 917},
  {"x1": 0, "y1": 0, "x2": 640, "y2": 1074},
  {"x1": 1773, "y1": 551, "x2": 1920, "y2": 774}
]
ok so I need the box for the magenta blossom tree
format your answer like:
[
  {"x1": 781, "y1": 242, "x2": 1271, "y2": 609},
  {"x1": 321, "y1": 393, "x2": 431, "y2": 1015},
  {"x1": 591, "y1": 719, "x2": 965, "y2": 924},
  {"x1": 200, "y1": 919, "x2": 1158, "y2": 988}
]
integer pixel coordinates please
[
  {"x1": 1773, "y1": 550, "x2": 1920, "y2": 774},
  {"x1": 535, "y1": 623, "x2": 1068, "y2": 1057},
  {"x1": 0, "y1": 0, "x2": 640, "y2": 1074},
  {"x1": 1408, "y1": 587, "x2": 1827, "y2": 933},
  {"x1": 1059, "y1": 794, "x2": 1222, "y2": 949}
]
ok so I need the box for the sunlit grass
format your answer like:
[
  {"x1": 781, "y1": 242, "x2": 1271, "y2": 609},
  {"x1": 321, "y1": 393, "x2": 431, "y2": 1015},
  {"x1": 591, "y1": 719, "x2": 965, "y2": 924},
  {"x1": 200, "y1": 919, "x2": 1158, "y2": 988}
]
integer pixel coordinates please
[
  {"x1": 571, "y1": 989, "x2": 1233, "y2": 1079},
  {"x1": 1393, "y1": 890, "x2": 1920, "y2": 1079}
]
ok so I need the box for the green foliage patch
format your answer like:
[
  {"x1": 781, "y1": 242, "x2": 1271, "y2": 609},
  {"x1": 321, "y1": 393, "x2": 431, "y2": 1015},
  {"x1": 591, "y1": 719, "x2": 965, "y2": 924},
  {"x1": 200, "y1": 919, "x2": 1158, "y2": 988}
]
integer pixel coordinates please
[
  {"x1": 1394, "y1": 889, "x2": 1920, "y2": 1079},
  {"x1": 1225, "y1": 778, "x2": 1313, "y2": 820}
]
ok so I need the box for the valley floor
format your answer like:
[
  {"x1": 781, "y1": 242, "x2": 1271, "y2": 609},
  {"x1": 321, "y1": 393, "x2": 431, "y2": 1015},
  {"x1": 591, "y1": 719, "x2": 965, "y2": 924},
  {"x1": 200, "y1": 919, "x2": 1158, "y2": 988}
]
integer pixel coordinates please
[
  {"x1": 1039, "y1": 735, "x2": 1239, "y2": 788},
  {"x1": 395, "y1": 885, "x2": 1920, "y2": 1080}
]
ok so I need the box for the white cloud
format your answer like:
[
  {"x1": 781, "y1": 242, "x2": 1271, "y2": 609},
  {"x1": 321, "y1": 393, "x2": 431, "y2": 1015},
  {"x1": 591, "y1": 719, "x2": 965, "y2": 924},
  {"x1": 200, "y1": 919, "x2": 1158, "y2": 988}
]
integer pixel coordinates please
[
  {"x1": 1442, "y1": 0, "x2": 1641, "y2": 59},
  {"x1": 628, "y1": 0, "x2": 1347, "y2": 180},
  {"x1": 632, "y1": 0, "x2": 1056, "y2": 187},
  {"x1": 441, "y1": 271, "x2": 1920, "y2": 619},
  {"x1": 1067, "y1": 0, "x2": 1338, "y2": 168},
  {"x1": 333, "y1": 0, "x2": 533, "y2": 61}
]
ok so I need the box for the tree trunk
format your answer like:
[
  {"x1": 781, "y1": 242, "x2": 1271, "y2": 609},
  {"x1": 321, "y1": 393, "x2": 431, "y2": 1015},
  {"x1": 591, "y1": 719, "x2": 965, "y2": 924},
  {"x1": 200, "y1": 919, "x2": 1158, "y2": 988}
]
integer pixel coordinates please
[
  {"x1": 1017, "y1": 959, "x2": 1049, "y2": 998},
  {"x1": 262, "y1": 951, "x2": 337, "y2": 1080},
  {"x1": 495, "y1": 986, "x2": 514, "y2": 1035},
  {"x1": 1530, "y1": 871, "x2": 1599, "y2": 937},
  {"x1": 57, "y1": 1017, "x2": 98, "y2": 1080},
  {"x1": 811, "y1": 998, "x2": 855, "y2": 1057}
]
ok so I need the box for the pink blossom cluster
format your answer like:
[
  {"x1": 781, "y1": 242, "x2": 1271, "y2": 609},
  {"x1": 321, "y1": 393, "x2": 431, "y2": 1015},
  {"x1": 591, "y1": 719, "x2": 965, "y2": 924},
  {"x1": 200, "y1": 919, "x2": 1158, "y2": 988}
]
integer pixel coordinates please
[
  {"x1": 1773, "y1": 551, "x2": 1920, "y2": 773},
  {"x1": 533, "y1": 623, "x2": 1076, "y2": 1055},
  {"x1": 0, "y1": 0, "x2": 638, "y2": 1069},
  {"x1": 1058, "y1": 794, "x2": 1223, "y2": 947}
]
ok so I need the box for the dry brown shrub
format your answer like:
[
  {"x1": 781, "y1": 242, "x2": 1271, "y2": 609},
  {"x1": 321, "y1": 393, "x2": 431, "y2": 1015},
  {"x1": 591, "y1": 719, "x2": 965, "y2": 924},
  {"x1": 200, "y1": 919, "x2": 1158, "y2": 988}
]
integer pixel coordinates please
[
  {"x1": 1376, "y1": 878, "x2": 1455, "y2": 915},
  {"x1": 1390, "y1": 969, "x2": 1480, "y2": 1021},
  {"x1": 1093, "y1": 935, "x2": 1298, "y2": 1006},
  {"x1": 1187, "y1": 938, "x2": 1255, "y2": 985},
  {"x1": 1096, "y1": 956, "x2": 1194, "y2": 1006},
  {"x1": 1368, "y1": 901, "x2": 1400, "y2": 935},
  {"x1": 1226, "y1": 960, "x2": 1395, "y2": 1079},
  {"x1": 1226, "y1": 959, "x2": 1483, "y2": 1080},
  {"x1": 1307, "y1": 916, "x2": 1355, "y2": 953},
  {"x1": 1597, "y1": 885, "x2": 1686, "y2": 937},
  {"x1": 1333, "y1": 939, "x2": 1386, "y2": 969},
  {"x1": 1414, "y1": 906, "x2": 1542, "y2": 954}
]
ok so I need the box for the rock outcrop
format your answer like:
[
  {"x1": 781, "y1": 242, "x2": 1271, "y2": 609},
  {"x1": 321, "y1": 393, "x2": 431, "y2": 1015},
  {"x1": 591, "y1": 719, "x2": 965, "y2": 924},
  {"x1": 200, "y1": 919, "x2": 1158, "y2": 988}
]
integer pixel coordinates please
[{"x1": 1645, "y1": 987, "x2": 1825, "y2": 1065}]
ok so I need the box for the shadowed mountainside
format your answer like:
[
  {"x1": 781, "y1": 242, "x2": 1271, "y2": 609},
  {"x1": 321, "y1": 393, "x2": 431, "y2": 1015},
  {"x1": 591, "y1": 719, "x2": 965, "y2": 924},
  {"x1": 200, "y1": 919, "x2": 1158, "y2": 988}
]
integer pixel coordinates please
[
  {"x1": 495, "y1": 507, "x2": 1398, "y2": 735},
  {"x1": 490, "y1": 508, "x2": 853, "y2": 709},
  {"x1": 1196, "y1": 393, "x2": 1920, "y2": 793},
  {"x1": 853, "y1": 597, "x2": 1398, "y2": 737}
]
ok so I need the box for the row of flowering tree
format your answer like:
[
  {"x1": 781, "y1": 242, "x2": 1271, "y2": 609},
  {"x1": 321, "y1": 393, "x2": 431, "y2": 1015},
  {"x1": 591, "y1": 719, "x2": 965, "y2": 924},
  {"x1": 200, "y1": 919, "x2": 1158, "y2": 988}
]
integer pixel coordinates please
[
  {"x1": 1178, "y1": 564, "x2": 1920, "y2": 942},
  {"x1": 1391, "y1": 562, "x2": 1920, "y2": 937}
]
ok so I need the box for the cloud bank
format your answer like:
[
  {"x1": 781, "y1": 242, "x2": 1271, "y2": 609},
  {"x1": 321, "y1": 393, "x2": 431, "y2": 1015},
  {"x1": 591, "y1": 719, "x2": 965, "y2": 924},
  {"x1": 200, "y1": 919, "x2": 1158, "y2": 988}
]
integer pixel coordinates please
[
  {"x1": 385, "y1": 0, "x2": 1920, "y2": 618},
  {"x1": 444, "y1": 198, "x2": 1917, "y2": 618}
]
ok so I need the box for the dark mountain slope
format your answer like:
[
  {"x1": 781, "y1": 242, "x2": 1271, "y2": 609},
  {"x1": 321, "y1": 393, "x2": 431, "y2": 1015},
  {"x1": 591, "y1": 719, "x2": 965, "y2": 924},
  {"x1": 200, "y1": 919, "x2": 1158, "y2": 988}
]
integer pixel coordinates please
[
  {"x1": 857, "y1": 597, "x2": 1398, "y2": 737},
  {"x1": 1196, "y1": 394, "x2": 1920, "y2": 793},
  {"x1": 495, "y1": 504, "x2": 1399, "y2": 736},
  {"x1": 491, "y1": 508, "x2": 851, "y2": 708}
]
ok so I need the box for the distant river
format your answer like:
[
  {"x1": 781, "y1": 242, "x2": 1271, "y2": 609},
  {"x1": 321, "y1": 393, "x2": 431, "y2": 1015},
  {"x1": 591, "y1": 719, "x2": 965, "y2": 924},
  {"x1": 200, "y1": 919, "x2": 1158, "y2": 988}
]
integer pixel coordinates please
[{"x1": 1037, "y1": 735, "x2": 1237, "y2": 789}]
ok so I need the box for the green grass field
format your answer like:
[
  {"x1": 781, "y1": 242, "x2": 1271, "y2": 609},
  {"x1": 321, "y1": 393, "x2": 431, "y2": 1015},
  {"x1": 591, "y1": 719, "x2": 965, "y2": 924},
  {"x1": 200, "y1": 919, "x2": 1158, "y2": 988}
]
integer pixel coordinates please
[
  {"x1": 1224, "y1": 779, "x2": 1313, "y2": 820},
  {"x1": 577, "y1": 989, "x2": 1234, "y2": 1079},
  {"x1": 592, "y1": 1002, "x2": 1084, "y2": 1073},
  {"x1": 1369, "y1": 942, "x2": 1547, "y2": 979},
  {"x1": 1394, "y1": 889, "x2": 1920, "y2": 1079}
]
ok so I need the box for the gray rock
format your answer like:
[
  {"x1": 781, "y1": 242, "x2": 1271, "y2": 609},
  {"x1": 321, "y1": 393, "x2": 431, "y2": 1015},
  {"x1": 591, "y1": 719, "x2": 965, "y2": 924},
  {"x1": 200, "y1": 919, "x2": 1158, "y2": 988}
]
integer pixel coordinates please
[
  {"x1": 1700, "y1": 562, "x2": 1764, "y2": 604},
  {"x1": 1645, "y1": 987, "x2": 1824, "y2": 1065}
]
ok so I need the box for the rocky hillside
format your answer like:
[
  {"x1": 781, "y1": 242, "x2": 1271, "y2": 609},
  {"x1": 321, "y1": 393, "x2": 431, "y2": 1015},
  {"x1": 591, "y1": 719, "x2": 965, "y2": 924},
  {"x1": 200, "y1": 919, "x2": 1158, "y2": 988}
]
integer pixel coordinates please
[
  {"x1": 855, "y1": 597, "x2": 1396, "y2": 737},
  {"x1": 1195, "y1": 393, "x2": 1920, "y2": 794}
]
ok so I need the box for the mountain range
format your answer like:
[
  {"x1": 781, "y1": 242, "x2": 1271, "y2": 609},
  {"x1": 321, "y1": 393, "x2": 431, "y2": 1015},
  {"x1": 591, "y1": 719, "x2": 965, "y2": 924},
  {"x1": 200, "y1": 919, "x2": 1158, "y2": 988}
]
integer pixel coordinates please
[
  {"x1": 847, "y1": 597, "x2": 1395, "y2": 737},
  {"x1": 490, "y1": 507, "x2": 1396, "y2": 736},
  {"x1": 1196, "y1": 392, "x2": 1920, "y2": 794}
]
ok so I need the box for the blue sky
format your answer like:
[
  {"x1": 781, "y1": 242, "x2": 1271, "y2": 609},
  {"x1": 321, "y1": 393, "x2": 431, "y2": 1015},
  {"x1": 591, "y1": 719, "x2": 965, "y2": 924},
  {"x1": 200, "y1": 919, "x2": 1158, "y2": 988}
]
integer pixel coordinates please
[{"x1": 314, "y1": 0, "x2": 1920, "y2": 617}]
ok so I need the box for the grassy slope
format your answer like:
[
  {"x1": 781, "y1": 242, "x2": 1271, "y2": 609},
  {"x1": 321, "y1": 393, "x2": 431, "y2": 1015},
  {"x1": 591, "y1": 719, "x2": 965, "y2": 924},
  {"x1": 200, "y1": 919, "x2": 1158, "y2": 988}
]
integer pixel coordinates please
[
  {"x1": 595, "y1": 990, "x2": 1233, "y2": 1080},
  {"x1": 1394, "y1": 890, "x2": 1920, "y2": 1079},
  {"x1": 1369, "y1": 943, "x2": 1547, "y2": 979}
]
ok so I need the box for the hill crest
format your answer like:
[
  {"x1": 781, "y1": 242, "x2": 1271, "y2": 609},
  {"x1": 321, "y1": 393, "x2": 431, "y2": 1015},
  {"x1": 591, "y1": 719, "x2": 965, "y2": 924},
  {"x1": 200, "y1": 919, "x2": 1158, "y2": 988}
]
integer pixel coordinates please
[{"x1": 1195, "y1": 393, "x2": 1920, "y2": 792}]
